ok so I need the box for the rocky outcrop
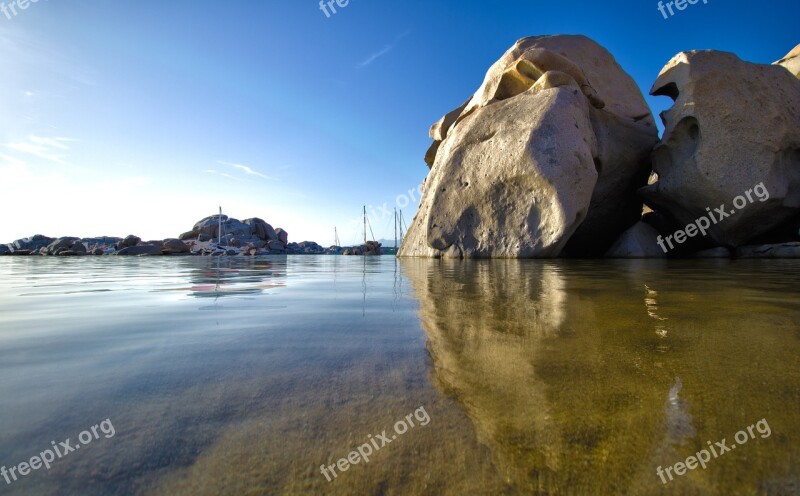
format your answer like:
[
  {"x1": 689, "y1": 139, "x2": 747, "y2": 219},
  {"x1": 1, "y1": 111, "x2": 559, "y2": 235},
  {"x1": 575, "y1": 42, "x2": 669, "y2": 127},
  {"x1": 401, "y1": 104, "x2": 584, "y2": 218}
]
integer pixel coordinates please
[
  {"x1": 46, "y1": 237, "x2": 81, "y2": 256},
  {"x1": 162, "y1": 238, "x2": 190, "y2": 254},
  {"x1": 117, "y1": 235, "x2": 141, "y2": 250},
  {"x1": 343, "y1": 241, "x2": 382, "y2": 256},
  {"x1": 286, "y1": 241, "x2": 327, "y2": 254},
  {"x1": 275, "y1": 228, "x2": 289, "y2": 246},
  {"x1": 736, "y1": 242, "x2": 800, "y2": 258},
  {"x1": 605, "y1": 222, "x2": 665, "y2": 258},
  {"x1": 639, "y1": 50, "x2": 800, "y2": 248},
  {"x1": 10, "y1": 235, "x2": 55, "y2": 252},
  {"x1": 1, "y1": 213, "x2": 300, "y2": 257},
  {"x1": 116, "y1": 245, "x2": 164, "y2": 256},
  {"x1": 400, "y1": 35, "x2": 657, "y2": 258},
  {"x1": 244, "y1": 218, "x2": 278, "y2": 242},
  {"x1": 775, "y1": 44, "x2": 800, "y2": 78}
]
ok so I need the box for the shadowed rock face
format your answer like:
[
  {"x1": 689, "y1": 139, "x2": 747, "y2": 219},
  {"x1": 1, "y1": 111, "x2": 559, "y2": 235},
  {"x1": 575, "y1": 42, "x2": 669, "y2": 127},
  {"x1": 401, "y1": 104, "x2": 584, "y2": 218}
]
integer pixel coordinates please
[
  {"x1": 640, "y1": 50, "x2": 800, "y2": 248},
  {"x1": 401, "y1": 35, "x2": 657, "y2": 258}
]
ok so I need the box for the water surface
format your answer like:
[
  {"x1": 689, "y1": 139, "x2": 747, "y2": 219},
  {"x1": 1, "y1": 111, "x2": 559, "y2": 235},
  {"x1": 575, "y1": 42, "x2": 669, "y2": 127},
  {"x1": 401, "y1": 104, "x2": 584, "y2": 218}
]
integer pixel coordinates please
[{"x1": 0, "y1": 256, "x2": 798, "y2": 495}]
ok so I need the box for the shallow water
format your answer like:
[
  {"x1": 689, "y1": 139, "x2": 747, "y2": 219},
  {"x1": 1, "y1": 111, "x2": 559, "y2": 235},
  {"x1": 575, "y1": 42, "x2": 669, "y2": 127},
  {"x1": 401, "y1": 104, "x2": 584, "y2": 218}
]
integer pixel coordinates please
[{"x1": 0, "y1": 256, "x2": 798, "y2": 495}]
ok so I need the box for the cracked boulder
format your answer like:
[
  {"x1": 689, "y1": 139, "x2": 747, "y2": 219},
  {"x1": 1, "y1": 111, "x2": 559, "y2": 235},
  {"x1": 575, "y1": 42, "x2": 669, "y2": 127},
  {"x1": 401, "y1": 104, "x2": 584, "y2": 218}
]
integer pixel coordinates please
[
  {"x1": 640, "y1": 50, "x2": 800, "y2": 248},
  {"x1": 402, "y1": 35, "x2": 657, "y2": 258}
]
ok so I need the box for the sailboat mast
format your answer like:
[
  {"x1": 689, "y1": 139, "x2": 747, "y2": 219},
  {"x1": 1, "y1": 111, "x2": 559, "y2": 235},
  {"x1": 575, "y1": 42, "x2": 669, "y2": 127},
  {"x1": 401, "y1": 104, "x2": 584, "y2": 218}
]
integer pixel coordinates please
[
  {"x1": 218, "y1": 206, "x2": 222, "y2": 245},
  {"x1": 394, "y1": 208, "x2": 398, "y2": 250},
  {"x1": 363, "y1": 205, "x2": 367, "y2": 244}
]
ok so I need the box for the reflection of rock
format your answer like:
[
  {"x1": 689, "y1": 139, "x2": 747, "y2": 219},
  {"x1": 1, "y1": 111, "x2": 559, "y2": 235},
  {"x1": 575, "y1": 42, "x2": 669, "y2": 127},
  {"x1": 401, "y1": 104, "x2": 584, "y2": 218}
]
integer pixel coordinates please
[
  {"x1": 640, "y1": 50, "x2": 800, "y2": 247},
  {"x1": 401, "y1": 259, "x2": 568, "y2": 489},
  {"x1": 402, "y1": 260, "x2": 800, "y2": 494},
  {"x1": 401, "y1": 35, "x2": 657, "y2": 258}
]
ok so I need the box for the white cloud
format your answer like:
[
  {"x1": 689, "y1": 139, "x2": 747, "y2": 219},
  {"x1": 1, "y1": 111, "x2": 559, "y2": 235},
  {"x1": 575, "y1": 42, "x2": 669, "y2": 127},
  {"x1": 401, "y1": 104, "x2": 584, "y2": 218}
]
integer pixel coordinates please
[
  {"x1": 216, "y1": 160, "x2": 275, "y2": 180},
  {"x1": 206, "y1": 169, "x2": 243, "y2": 181},
  {"x1": 5, "y1": 135, "x2": 76, "y2": 165},
  {"x1": 357, "y1": 30, "x2": 411, "y2": 69}
]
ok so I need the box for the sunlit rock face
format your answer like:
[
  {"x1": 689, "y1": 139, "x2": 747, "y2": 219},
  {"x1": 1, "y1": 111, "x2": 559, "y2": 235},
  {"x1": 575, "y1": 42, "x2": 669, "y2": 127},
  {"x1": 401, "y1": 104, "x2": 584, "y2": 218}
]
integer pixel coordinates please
[
  {"x1": 400, "y1": 35, "x2": 657, "y2": 258},
  {"x1": 401, "y1": 259, "x2": 800, "y2": 494},
  {"x1": 640, "y1": 50, "x2": 800, "y2": 248},
  {"x1": 775, "y1": 43, "x2": 800, "y2": 78}
]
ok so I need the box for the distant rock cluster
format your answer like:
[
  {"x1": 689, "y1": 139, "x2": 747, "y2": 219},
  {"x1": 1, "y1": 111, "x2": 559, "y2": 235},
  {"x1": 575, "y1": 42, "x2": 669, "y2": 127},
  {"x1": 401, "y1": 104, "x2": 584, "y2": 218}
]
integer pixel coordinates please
[
  {"x1": 1, "y1": 215, "x2": 340, "y2": 257},
  {"x1": 0, "y1": 214, "x2": 390, "y2": 257},
  {"x1": 399, "y1": 35, "x2": 800, "y2": 259}
]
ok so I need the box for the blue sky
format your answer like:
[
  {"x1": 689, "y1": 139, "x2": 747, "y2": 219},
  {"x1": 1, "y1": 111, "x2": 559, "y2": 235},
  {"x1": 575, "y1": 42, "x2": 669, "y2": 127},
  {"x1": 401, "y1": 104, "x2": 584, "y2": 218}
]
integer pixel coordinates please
[{"x1": 0, "y1": 0, "x2": 797, "y2": 245}]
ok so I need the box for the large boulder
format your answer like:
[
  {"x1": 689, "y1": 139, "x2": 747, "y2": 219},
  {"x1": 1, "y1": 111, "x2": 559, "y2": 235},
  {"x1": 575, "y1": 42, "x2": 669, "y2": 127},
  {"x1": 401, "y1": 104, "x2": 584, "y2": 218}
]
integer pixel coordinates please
[
  {"x1": 0, "y1": 245, "x2": 11, "y2": 255},
  {"x1": 46, "y1": 237, "x2": 80, "y2": 255},
  {"x1": 193, "y1": 215, "x2": 226, "y2": 238},
  {"x1": 244, "y1": 218, "x2": 278, "y2": 241},
  {"x1": 275, "y1": 228, "x2": 289, "y2": 247},
  {"x1": 116, "y1": 235, "x2": 141, "y2": 250},
  {"x1": 191, "y1": 214, "x2": 259, "y2": 240},
  {"x1": 267, "y1": 240, "x2": 286, "y2": 252},
  {"x1": 400, "y1": 35, "x2": 657, "y2": 258},
  {"x1": 70, "y1": 241, "x2": 87, "y2": 254},
  {"x1": 640, "y1": 50, "x2": 800, "y2": 248},
  {"x1": 775, "y1": 44, "x2": 800, "y2": 78},
  {"x1": 162, "y1": 238, "x2": 190, "y2": 254},
  {"x1": 12, "y1": 235, "x2": 54, "y2": 252},
  {"x1": 605, "y1": 222, "x2": 666, "y2": 258},
  {"x1": 116, "y1": 245, "x2": 163, "y2": 256}
]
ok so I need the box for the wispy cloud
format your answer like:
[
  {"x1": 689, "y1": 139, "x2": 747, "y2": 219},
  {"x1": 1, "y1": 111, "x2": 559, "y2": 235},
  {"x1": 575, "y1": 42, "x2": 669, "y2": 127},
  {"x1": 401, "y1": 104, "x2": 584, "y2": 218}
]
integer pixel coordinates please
[
  {"x1": 357, "y1": 30, "x2": 411, "y2": 69},
  {"x1": 206, "y1": 169, "x2": 243, "y2": 182},
  {"x1": 216, "y1": 160, "x2": 275, "y2": 180},
  {"x1": 5, "y1": 136, "x2": 76, "y2": 165}
]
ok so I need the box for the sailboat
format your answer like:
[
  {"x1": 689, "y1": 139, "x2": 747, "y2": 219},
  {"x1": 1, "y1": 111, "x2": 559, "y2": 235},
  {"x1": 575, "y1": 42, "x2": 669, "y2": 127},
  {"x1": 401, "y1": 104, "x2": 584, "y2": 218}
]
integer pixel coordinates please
[{"x1": 343, "y1": 206, "x2": 382, "y2": 256}]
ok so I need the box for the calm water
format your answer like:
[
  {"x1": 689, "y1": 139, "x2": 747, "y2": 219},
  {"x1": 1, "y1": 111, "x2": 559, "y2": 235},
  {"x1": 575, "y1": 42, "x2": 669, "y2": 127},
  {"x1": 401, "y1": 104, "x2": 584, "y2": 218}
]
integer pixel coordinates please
[{"x1": 0, "y1": 256, "x2": 798, "y2": 495}]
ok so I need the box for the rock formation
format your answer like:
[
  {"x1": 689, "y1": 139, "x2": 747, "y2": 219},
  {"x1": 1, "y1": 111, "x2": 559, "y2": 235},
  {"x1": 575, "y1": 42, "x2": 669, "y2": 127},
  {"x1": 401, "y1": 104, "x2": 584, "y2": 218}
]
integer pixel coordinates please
[
  {"x1": 400, "y1": 35, "x2": 657, "y2": 258},
  {"x1": 1, "y1": 214, "x2": 296, "y2": 257},
  {"x1": 775, "y1": 44, "x2": 800, "y2": 78},
  {"x1": 605, "y1": 221, "x2": 665, "y2": 258},
  {"x1": 639, "y1": 50, "x2": 800, "y2": 248}
]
